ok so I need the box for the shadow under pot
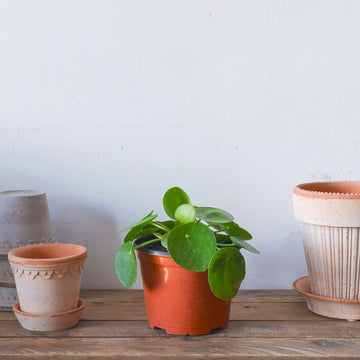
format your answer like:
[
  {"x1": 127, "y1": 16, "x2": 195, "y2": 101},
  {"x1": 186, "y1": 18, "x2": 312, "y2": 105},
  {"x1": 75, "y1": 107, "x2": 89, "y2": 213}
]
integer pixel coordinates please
[
  {"x1": 8, "y1": 243, "x2": 87, "y2": 331},
  {"x1": 134, "y1": 237, "x2": 231, "y2": 335}
]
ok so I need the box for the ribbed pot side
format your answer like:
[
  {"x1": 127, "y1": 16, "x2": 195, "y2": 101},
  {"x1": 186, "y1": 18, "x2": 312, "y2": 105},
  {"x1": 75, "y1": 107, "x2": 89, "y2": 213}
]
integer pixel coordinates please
[{"x1": 293, "y1": 181, "x2": 360, "y2": 300}]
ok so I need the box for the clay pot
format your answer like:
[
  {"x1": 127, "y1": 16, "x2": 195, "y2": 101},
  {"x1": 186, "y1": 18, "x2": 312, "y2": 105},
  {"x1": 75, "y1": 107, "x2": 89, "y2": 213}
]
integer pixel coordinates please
[
  {"x1": 293, "y1": 181, "x2": 360, "y2": 300},
  {"x1": 8, "y1": 243, "x2": 87, "y2": 315},
  {"x1": 135, "y1": 240, "x2": 231, "y2": 335}
]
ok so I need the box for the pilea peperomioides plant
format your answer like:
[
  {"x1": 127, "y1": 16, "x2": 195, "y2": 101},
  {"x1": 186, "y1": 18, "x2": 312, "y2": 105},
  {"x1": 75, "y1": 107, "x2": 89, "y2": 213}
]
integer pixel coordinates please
[{"x1": 115, "y1": 187, "x2": 259, "y2": 301}]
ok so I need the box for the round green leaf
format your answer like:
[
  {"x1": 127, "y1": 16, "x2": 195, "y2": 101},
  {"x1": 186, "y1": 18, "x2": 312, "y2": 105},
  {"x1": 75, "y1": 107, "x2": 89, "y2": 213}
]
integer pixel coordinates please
[
  {"x1": 161, "y1": 232, "x2": 170, "y2": 248},
  {"x1": 121, "y1": 211, "x2": 158, "y2": 234},
  {"x1": 231, "y1": 237, "x2": 260, "y2": 254},
  {"x1": 132, "y1": 227, "x2": 159, "y2": 239},
  {"x1": 208, "y1": 248, "x2": 245, "y2": 301},
  {"x1": 167, "y1": 222, "x2": 217, "y2": 271},
  {"x1": 114, "y1": 242, "x2": 137, "y2": 287},
  {"x1": 215, "y1": 234, "x2": 233, "y2": 244},
  {"x1": 212, "y1": 222, "x2": 252, "y2": 240},
  {"x1": 124, "y1": 225, "x2": 158, "y2": 243},
  {"x1": 163, "y1": 187, "x2": 191, "y2": 219},
  {"x1": 195, "y1": 207, "x2": 234, "y2": 224},
  {"x1": 175, "y1": 204, "x2": 196, "y2": 224}
]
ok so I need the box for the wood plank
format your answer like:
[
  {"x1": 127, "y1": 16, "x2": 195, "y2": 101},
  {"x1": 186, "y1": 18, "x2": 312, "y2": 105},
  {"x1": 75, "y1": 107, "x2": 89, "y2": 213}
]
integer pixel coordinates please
[
  {"x1": 0, "y1": 320, "x2": 358, "y2": 339},
  {"x1": 0, "y1": 311, "x2": 14, "y2": 320},
  {"x1": 78, "y1": 301, "x2": 325, "y2": 321},
  {"x1": 79, "y1": 289, "x2": 145, "y2": 303},
  {"x1": 230, "y1": 302, "x2": 325, "y2": 321},
  {"x1": 233, "y1": 289, "x2": 304, "y2": 303},
  {"x1": 0, "y1": 337, "x2": 359, "y2": 358},
  {"x1": 79, "y1": 289, "x2": 304, "y2": 304},
  {"x1": 0, "y1": 289, "x2": 305, "y2": 320},
  {"x1": 0, "y1": 301, "x2": 324, "y2": 321},
  {"x1": 1, "y1": 289, "x2": 359, "y2": 359}
]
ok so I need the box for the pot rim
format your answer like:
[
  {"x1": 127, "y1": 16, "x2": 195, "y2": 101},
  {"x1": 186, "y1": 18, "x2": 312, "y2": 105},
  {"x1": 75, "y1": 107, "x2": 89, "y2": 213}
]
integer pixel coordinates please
[
  {"x1": 0, "y1": 190, "x2": 45, "y2": 198},
  {"x1": 13, "y1": 298, "x2": 86, "y2": 318},
  {"x1": 293, "y1": 276, "x2": 360, "y2": 304},
  {"x1": 8, "y1": 243, "x2": 87, "y2": 266},
  {"x1": 294, "y1": 181, "x2": 360, "y2": 200}
]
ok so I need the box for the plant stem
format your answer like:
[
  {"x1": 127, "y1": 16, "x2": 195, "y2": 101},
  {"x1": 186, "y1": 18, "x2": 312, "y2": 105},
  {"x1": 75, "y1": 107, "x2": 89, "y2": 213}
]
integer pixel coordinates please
[
  {"x1": 152, "y1": 221, "x2": 171, "y2": 232},
  {"x1": 134, "y1": 238, "x2": 161, "y2": 250}
]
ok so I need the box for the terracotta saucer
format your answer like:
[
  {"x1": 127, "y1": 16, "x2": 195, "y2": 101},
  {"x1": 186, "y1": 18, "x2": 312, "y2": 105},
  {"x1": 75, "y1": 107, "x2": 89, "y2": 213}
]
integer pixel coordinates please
[
  {"x1": 293, "y1": 276, "x2": 360, "y2": 321},
  {"x1": 13, "y1": 298, "x2": 85, "y2": 331}
]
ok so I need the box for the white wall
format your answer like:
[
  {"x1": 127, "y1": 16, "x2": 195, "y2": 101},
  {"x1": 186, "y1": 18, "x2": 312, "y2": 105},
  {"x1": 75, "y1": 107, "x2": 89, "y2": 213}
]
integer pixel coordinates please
[{"x1": 1, "y1": 1, "x2": 360, "y2": 289}]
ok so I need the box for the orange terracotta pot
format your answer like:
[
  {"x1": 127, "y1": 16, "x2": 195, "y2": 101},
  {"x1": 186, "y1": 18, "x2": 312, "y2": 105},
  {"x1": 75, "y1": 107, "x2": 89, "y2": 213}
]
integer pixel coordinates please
[{"x1": 136, "y1": 249, "x2": 231, "y2": 335}]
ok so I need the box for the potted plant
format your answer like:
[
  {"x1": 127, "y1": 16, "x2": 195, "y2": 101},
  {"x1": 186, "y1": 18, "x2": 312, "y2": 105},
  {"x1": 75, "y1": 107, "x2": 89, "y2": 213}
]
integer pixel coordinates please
[{"x1": 115, "y1": 186, "x2": 259, "y2": 335}]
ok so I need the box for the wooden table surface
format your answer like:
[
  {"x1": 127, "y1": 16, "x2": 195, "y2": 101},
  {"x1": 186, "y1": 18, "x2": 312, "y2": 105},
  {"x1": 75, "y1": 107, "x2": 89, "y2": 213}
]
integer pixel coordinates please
[{"x1": 0, "y1": 289, "x2": 360, "y2": 359}]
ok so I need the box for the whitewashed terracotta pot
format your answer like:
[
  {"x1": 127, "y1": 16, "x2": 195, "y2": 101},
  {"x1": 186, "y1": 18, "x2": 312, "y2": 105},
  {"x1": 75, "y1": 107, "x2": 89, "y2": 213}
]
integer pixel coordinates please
[
  {"x1": 293, "y1": 181, "x2": 360, "y2": 300},
  {"x1": 8, "y1": 243, "x2": 87, "y2": 315}
]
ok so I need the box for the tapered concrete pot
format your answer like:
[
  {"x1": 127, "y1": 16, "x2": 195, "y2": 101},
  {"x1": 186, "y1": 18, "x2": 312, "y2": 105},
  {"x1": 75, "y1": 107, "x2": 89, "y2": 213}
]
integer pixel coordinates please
[
  {"x1": 293, "y1": 181, "x2": 360, "y2": 300},
  {"x1": 0, "y1": 190, "x2": 55, "y2": 255},
  {"x1": 0, "y1": 190, "x2": 56, "y2": 310},
  {"x1": 0, "y1": 287, "x2": 17, "y2": 311},
  {"x1": 0, "y1": 258, "x2": 14, "y2": 287},
  {"x1": 8, "y1": 243, "x2": 87, "y2": 315}
]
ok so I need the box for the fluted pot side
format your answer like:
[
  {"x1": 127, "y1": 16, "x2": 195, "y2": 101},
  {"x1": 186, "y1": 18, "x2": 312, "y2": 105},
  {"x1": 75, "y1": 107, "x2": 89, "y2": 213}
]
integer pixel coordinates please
[{"x1": 301, "y1": 222, "x2": 360, "y2": 300}]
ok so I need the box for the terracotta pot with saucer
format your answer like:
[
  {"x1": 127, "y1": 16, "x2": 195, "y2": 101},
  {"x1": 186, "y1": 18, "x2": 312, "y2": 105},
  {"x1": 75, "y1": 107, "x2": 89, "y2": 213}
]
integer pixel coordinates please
[
  {"x1": 8, "y1": 243, "x2": 87, "y2": 331},
  {"x1": 293, "y1": 181, "x2": 360, "y2": 320}
]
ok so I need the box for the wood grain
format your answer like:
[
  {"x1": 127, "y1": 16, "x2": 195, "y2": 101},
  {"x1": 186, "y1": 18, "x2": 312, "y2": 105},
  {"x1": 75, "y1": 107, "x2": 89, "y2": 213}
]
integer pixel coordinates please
[
  {"x1": 0, "y1": 320, "x2": 357, "y2": 338},
  {"x1": 79, "y1": 289, "x2": 305, "y2": 303},
  {"x1": 0, "y1": 302, "x2": 320, "y2": 321},
  {"x1": 78, "y1": 301, "x2": 326, "y2": 321},
  {"x1": 0, "y1": 337, "x2": 359, "y2": 358},
  {"x1": 0, "y1": 289, "x2": 359, "y2": 359}
]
